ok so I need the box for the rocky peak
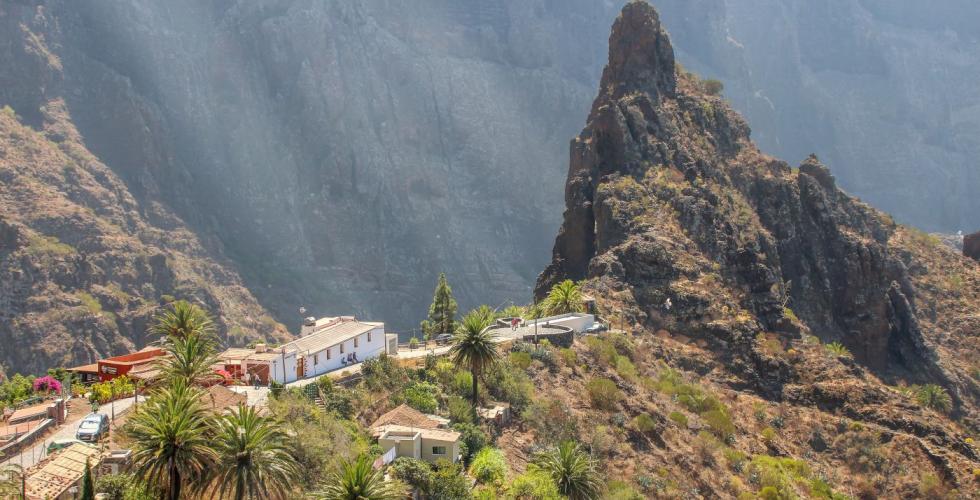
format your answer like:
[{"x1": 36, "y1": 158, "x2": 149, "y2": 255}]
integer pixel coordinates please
[
  {"x1": 539, "y1": 0, "x2": 980, "y2": 431},
  {"x1": 600, "y1": 1, "x2": 676, "y2": 102}
]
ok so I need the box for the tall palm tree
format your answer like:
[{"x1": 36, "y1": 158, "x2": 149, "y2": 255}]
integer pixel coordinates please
[
  {"x1": 314, "y1": 455, "x2": 404, "y2": 500},
  {"x1": 128, "y1": 379, "x2": 217, "y2": 500},
  {"x1": 151, "y1": 300, "x2": 216, "y2": 340},
  {"x1": 207, "y1": 405, "x2": 300, "y2": 500},
  {"x1": 534, "y1": 442, "x2": 603, "y2": 500},
  {"x1": 160, "y1": 330, "x2": 221, "y2": 385},
  {"x1": 544, "y1": 280, "x2": 585, "y2": 316},
  {"x1": 450, "y1": 310, "x2": 500, "y2": 409}
]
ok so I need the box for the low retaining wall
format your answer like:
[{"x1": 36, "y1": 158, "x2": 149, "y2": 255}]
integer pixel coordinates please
[
  {"x1": 0, "y1": 418, "x2": 54, "y2": 462},
  {"x1": 521, "y1": 328, "x2": 574, "y2": 348}
]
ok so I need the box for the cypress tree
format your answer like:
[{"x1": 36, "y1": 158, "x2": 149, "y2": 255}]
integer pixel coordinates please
[
  {"x1": 426, "y1": 273, "x2": 458, "y2": 336},
  {"x1": 80, "y1": 458, "x2": 95, "y2": 500}
]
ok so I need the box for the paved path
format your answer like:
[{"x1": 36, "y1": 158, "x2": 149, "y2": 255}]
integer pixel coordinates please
[{"x1": 1, "y1": 395, "x2": 143, "y2": 470}]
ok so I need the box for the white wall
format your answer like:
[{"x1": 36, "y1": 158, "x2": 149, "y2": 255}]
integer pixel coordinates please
[
  {"x1": 526, "y1": 313, "x2": 594, "y2": 333},
  {"x1": 302, "y1": 325, "x2": 386, "y2": 378}
]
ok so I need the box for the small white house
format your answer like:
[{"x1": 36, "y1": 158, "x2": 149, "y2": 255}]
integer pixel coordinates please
[
  {"x1": 524, "y1": 312, "x2": 595, "y2": 333},
  {"x1": 222, "y1": 316, "x2": 387, "y2": 384}
]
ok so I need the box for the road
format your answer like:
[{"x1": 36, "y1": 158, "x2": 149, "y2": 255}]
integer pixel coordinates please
[{"x1": 1, "y1": 395, "x2": 144, "y2": 470}]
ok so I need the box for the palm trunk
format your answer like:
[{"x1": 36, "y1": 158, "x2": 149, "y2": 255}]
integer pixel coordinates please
[
  {"x1": 471, "y1": 366, "x2": 480, "y2": 411},
  {"x1": 168, "y1": 461, "x2": 180, "y2": 500}
]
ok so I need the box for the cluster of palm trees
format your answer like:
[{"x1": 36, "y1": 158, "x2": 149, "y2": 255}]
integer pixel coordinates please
[{"x1": 127, "y1": 301, "x2": 300, "y2": 500}]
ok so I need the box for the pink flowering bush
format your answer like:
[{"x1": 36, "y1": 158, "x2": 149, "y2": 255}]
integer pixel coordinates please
[{"x1": 33, "y1": 375, "x2": 62, "y2": 394}]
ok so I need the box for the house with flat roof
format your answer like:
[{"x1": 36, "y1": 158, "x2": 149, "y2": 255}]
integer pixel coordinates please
[
  {"x1": 219, "y1": 316, "x2": 390, "y2": 385},
  {"x1": 370, "y1": 404, "x2": 461, "y2": 466}
]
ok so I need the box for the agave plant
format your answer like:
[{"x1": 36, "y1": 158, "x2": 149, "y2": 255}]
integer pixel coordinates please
[
  {"x1": 915, "y1": 384, "x2": 953, "y2": 414},
  {"x1": 533, "y1": 442, "x2": 603, "y2": 500},
  {"x1": 824, "y1": 341, "x2": 852, "y2": 358},
  {"x1": 314, "y1": 455, "x2": 404, "y2": 500}
]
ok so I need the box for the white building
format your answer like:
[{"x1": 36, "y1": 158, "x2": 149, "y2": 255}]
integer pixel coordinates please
[
  {"x1": 221, "y1": 316, "x2": 395, "y2": 384},
  {"x1": 524, "y1": 312, "x2": 595, "y2": 333}
]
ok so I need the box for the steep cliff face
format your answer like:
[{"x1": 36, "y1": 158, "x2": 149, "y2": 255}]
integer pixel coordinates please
[
  {"x1": 653, "y1": 0, "x2": 980, "y2": 232},
  {"x1": 0, "y1": 0, "x2": 624, "y2": 332},
  {"x1": 0, "y1": 6, "x2": 289, "y2": 375},
  {"x1": 539, "y1": 0, "x2": 979, "y2": 432}
]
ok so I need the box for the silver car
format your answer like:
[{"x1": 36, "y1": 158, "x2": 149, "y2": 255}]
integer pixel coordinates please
[{"x1": 75, "y1": 413, "x2": 109, "y2": 442}]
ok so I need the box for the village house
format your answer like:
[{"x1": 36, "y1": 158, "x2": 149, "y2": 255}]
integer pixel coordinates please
[
  {"x1": 370, "y1": 404, "x2": 461, "y2": 466},
  {"x1": 23, "y1": 441, "x2": 103, "y2": 500},
  {"x1": 219, "y1": 316, "x2": 397, "y2": 385}
]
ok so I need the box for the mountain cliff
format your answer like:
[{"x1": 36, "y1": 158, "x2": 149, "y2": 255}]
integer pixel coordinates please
[
  {"x1": 0, "y1": 8, "x2": 292, "y2": 376},
  {"x1": 0, "y1": 0, "x2": 625, "y2": 335},
  {"x1": 533, "y1": 1, "x2": 980, "y2": 494}
]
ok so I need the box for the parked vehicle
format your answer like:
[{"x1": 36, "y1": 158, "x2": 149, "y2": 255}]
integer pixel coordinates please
[
  {"x1": 433, "y1": 333, "x2": 453, "y2": 346},
  {"x1": 585, "y1": 323, "x2": 608, "y2": 334},
  {"x1": 75, "y1": 413, "x2": 109, "y2": 442}
]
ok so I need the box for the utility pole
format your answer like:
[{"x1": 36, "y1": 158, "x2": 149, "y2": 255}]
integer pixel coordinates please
[{"x1": 533, "y1": 296, "x2": 538, "y2": 344}]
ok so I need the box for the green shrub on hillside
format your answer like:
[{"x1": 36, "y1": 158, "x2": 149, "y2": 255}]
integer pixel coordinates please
[
  {"x1": 403, "y1": 381, "x2": 439, "y2": 414},
  {"x1": 629, "y1": 413, "x2": 657, "y2": 437},
  {"x1": 824, "y1": 342, "x2": 852, "y2": 358},
  {"x1": 703, "y1": 79, "x2": 724, "y2": 95},
  {"x1": 586, "y1": 378, "x2": 623, "y2": 411},
  {"x1": 915, "y1": 384, "x2": 952, "y2": 413},
  {"x1": 469, "y1": 448, "x2": 508, "y2": 485}
]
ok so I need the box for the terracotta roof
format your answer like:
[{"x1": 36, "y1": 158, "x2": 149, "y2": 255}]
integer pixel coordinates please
[
  {"x1": 66, "y1": 363, "x2": 98, "y2": 374},
  {"x1": 8, "y1": 402, "x2": 49, "y2": 423},
  {"x1": 378, "y1": 424, "x2": 460, "y2": 442},
  {"x1": 126, "y1": 363, "x2": 163, "y2": 381},
  {"x1": 218, "y1": 347, "x2": 255, "y2": 361},
  {"x1": 285, "y1": 319, "x2": 382, "y2": 354},
  {"x1": 369, "y1": 404, "x2": 441, "y2": 432},
  {"x1": 24, "y1": 442, "x2": 102, "y2": 500},
  {"x1": 200, "y1": 385, "x2": 246, "y2": 412}
]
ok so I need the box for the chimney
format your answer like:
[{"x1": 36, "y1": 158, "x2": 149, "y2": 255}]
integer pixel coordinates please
[{"x1": 255, "y1": 343, "x2": 267, "y2": 353}]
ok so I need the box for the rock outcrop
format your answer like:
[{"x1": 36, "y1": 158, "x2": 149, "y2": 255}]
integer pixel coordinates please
[
  {"x1": 965, "y1": 231, "x2": 980, "y2": 262},
  {"x1": 539, "y1": 0, "x2": 979, "y2": 428}
]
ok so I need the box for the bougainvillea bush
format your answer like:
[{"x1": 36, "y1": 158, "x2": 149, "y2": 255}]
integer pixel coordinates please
[{"x1": 33, "y1": 375, "x2": 62, "y2": 394}]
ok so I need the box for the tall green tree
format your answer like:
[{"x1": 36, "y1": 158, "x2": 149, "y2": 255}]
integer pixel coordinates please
[
  {"x1": 450, "y1": 310, "x2": 500, "y2": 410},
  {"x1": 544, "y1": 280, "x2": 585, "y2": 316},
  {"x1": 151, "y1": 300, "x2": 215, "y2": 340},
  {"x1": 160, "y1": 330, "x2": 220, "y2": 385},
  {"x1": 80, "y1": 459, "x2": 95, "y2": 500},
  {"x1": 128, "y1": 379, "x2": 216, "y2": 500},
  {"x1": 533, "y1": 442, "x2": 603, "y2": 500},
  {"x1": 207, "y1": 405, "x2": 300, "y2": 500},
  {"x1": 425, "y1": 273, "x2": 458, "y2": 336},
  {"x1": 314, "y1": 455, "x2": 404, "y2": 500}
]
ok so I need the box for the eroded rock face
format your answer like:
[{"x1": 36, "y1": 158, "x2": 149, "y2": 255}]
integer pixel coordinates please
[
  {"x1": 965, "y1": 232, "x2": 980, "y2": 262},
  {"x1": 538, "y1": 0, "x2": 980, "y2": 419}
]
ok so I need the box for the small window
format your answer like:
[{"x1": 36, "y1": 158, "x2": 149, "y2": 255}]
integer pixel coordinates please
[
  {"x1": 326, "y1": 348, "x2": 331, "y2": 360},
  {"x1": 354, "y1": 336, "x2": 359, "y2": 348},
  {"x1": 432, "y1": 446, "x2": 446, "y2": 455},
  {"x1": 314, "y1": 354, "x2": 319, "y2": 365},
  {"x1": 340, "y1": 343, "x2": 345, "y2": 354},
  {"x1": 367, "y1": 331, "x2": 372, "y2": 342}
]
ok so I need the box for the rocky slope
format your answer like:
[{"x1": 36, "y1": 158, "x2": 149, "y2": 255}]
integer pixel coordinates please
[
  {"x1": 534, "y1": 1, "x2": 980, "y2": 495},
  {"x1": 0, "y1": 100, "x2": 288, "y2": 377}
]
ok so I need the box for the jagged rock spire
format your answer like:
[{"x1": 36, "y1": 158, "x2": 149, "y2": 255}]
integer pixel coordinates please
[{"x1": 600, "y1": 0, "x2": 676, "y2": 100}]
